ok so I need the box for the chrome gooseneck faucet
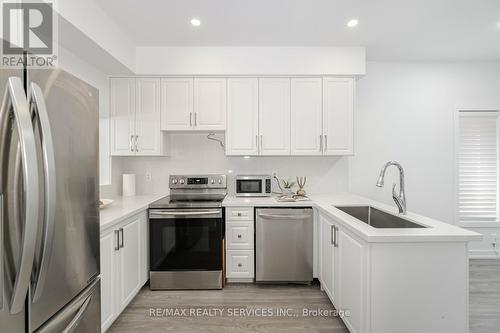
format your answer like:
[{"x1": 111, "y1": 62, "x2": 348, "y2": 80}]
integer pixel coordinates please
[{"x1": 376, "y1": 161, "x2": 407, "y2": 214}]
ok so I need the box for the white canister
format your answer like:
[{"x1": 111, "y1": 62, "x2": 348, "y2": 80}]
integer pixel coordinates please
[{"x1": 122, "y1": 174, "x2": 136, "y2": 196}]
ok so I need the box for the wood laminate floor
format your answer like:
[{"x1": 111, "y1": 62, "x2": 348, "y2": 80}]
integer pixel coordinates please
[
  {"x1": 469, "y1": 260, "x2": 500, "y2": 333},
  {"x1": 109, "y1": 259, "x2": 500, "y2": 333}
]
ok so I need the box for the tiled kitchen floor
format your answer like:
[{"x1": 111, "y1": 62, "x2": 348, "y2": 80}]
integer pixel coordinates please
[{"x1": 109, "y1": 260, "x2": 500, "y2": 333}]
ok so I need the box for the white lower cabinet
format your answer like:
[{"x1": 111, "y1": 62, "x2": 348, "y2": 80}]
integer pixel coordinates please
[
  {"x1": 225, "y1": 207, "x2": 255, "y2": 282},
  {"x1": 100, "y1": 211, "x2": 149, "y2": 332},
  {"x1": 226, "y1": 250, "x2": 255, "y2": 279},
  {"x1": 318, "y1": 213, "x2": 338, "y2": 303},
  {"x1": 318, "y1": 212, "x2": 367, "y2": 333},
  {"x1": 337, "y1": 228, "x2": 367, "y2": 333},
  {"x1": 99, "y1": 230, "x2": 117, "y2": 330}
]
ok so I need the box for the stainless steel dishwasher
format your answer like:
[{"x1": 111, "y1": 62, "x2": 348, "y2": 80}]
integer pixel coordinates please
[{"x1": 255, "y1": 208, "x2": 313, "y2": 283}]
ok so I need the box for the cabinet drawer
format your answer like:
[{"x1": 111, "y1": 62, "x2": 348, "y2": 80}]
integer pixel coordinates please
[
  {"x1": 226, "y1": 250, "x2": 254, "y2": 278},
  {"x1": 226, "y1": 221, "x2": 254, "y2": 250},
  {"x1": 226, "y1": 207, "x2": 254, "y2": 221}
]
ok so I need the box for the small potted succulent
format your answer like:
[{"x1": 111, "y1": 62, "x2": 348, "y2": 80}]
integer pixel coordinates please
[{"x1": 281, "y1": 179, "x2": 296, "y2": 196}]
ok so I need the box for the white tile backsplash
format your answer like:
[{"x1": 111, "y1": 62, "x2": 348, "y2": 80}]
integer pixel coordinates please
[{"x1": 113, "y1": 133, "x2": 349, "y2": 196}]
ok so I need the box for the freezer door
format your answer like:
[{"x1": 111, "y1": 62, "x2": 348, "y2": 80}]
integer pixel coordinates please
[
  {"x1": 255, "y1": 208, "x2": 313, "y2": 282},
  {"x1": 35, "y1": 278, "x2": 101, "y2": 333},
  {"x1": 27, "y1": 69, "x2": 100, "y2": 331}
]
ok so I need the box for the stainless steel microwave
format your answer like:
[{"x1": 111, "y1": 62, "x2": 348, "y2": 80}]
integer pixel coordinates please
[{"x1": 235, "y1": 175, "x2": 272, "y2": 197}]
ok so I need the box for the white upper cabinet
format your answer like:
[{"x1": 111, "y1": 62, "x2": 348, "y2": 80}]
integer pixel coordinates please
[
  {"x1": 109, "y1": 76, "x2": 354, "y2": 158},
  {"x1": 160, "y1": 77, "x2": 226, "y2": 131},
  {"x1": 194, "y1": 78, "x2": 227, "y2": 131},
  {"x1": 110, "y1": 78, "x2": 135, "y2": 156},
  {"x1": 323, "y1": 77, "x2": 354, "y2": 155},
  {"x1": 135, "y1": 78, "x2": 162, "y2": 155},
  {"x1": 160, "y1": 78, "x2": 193, "y2": 131},
  {"x1": 291, "y1": 78, "x2": 323, "y2": 155},
  {"x1": 110, "y1": 78, "x2": 167, "y2": 156},
  {"x1": 226, "y1": 78, "x2": 259, "y2": 156},
  {"x1": 258, "y1": 78, "x2": 291, "y2": 155}
]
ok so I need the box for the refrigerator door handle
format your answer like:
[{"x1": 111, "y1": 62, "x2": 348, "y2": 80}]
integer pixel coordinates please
[
  {"x1": 61, "y1": 294, "x2": 92, "y2": 333},
  {"x1": 0, "y1": 77, "x2": 40, "y2": 314},
  {"x1": 29, "y1": 82, "x2": 57, "y2": 302},
  {"x1": 0, "y1": 194, "x2": 3, "y2": 311}
]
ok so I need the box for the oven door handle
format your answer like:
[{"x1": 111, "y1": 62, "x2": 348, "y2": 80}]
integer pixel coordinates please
[
  {"x1": 153, "y1": 210, "x2": 221, "y2": 215},
  {"x1": 149, "y1": 210, "x2": 222, "y2": 219}
]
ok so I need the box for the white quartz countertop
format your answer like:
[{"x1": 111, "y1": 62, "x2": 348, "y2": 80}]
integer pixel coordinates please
[
  {"x1": 223, "y1": 193, "x2": 482, "y2": 243},
  {"x1": 100, "y1": 194, "x2": 167, "y2": 232}
]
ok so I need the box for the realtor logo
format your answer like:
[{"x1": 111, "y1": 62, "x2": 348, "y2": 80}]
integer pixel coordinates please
[
  {"x1": 1, "y1": 0, "x2": 57, "y2": 67},
  {"x1": 2, "y1": 1, "x2": 53, "y2": 54}
]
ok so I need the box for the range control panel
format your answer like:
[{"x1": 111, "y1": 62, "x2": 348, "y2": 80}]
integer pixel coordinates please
[{"x1": 169, "y1": 174, "x2": 227, "y2": 189}]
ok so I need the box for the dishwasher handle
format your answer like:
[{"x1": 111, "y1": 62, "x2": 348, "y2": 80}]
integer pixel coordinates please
[{"x1": 257, "y1": 213, "x2": 312, "y2": 220}]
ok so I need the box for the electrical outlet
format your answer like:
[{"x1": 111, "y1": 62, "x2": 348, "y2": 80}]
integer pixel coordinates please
[{"x1": 145, "y1": 172, "x2": 152, "y2": 182}]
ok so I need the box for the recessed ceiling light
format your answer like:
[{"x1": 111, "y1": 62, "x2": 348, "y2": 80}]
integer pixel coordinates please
[
  {"x1": 347, "y1": 19, "x2": 359, "y2": 28},
  {"x1": 243, "y1": 156, "x2": 250, "y2": 159},
  {"x1": 190, "y1": 18, "x2": 201, "y2": 26}
]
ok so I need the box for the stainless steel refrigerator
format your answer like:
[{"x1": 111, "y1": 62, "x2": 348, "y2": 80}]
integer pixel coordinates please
[{"x1": 0, "y1": 61, "x2": 101, "y2": 332}]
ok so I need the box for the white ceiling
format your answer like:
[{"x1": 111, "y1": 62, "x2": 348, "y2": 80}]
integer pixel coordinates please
[{"x1": 97, "y1": 0, "x2": 500, "y2": 61}]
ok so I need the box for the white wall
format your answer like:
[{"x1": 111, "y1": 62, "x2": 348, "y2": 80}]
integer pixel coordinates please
[
  {"x1": 55, "y1": 0, "x2": 136, "y2": 71},
  {"x1": 350, "y1": 61, "x2": 500, "y2": 257},
  {"x1": 114, "y1": 133, "x2": 349, "y2": 196},
  {"x1": 135, "y1": 47, "x2": 365, "y2": 75}
]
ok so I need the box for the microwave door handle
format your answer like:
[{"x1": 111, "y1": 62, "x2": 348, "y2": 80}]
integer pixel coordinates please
[
  {"x1": 0, "y1": 77, "x2": 40, "y2": 314},
  {"x1": 29, "y1": 83, "x2": 57, "y2": 302}
]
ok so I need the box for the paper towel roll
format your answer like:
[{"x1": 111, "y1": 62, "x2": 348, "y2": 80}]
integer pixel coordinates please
[{"x1": 122, "y1": 174, "x2": 136, "y2": 197}]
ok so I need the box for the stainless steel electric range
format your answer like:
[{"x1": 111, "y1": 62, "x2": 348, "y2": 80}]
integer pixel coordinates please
[{"x1": 148, "y1": 174, "x2": 227, "y2": 290}]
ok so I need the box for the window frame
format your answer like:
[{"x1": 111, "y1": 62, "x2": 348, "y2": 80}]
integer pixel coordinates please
[{"x1": 454, "y1": 108, "x2": 500, "y2": 228}]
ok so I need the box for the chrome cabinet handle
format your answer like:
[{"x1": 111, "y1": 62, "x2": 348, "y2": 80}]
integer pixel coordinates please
[
  {"x1": 237, "y1": 234, "x2": 242, "y2": 239},
  {"x1": 331, "y1": 225, "x2": 334, "y2": 245},
  {"x1": 333, "y1": 226, "x2": 339, "y2": 247},
  {"x1": 237, "y1": 263, "x2": 242, "y2": 268},
  {"x1": 29, "y1": 83, "x2": 57, "y2": 302},
  {"x1": 319, "y1": 135, "x2": 323, "y2": 152},
  {"x1": 260, "y1": 135, "x2": 263, "y2": 152},
  {"x1": 134, "y1": 135, "x2": 139, "y2": 152},
  {"x1": 114, "y1": 230, "x2": 120, "y2": 251},
  {"x1": 0, "y1": 77, "x2": 40, "y2": 314},
  {"x1": 190, "y1": 112, "x2": 192, "y2": 127},
  {"x1": 194, "y1": 112, "x2": 197, "y2": 126},
  {"x1": 130, "y1": 135, "x2": 134, "y2": 152},
  {"x1": 324, "y1": 135, "x2": 328, "y2": 153},
  {"x1": 61, "y1": 294, "x2": 92, "y2": 333},
  {"x1": 119, "y1": 228, "x2": 124, "y2": 248}
]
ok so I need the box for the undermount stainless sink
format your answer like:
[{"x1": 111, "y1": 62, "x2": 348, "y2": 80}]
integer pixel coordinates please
[{"x1": 335, "y1": 206, "x2": 427, "y2": 229}]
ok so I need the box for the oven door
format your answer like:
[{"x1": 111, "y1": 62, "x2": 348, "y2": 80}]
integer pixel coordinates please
[
  {"x1": 236, "y1": 179, "x2": 263, "y2": 196},
  {"x1": 149, "y1": 208, "x2": 223, "y2": 272}
]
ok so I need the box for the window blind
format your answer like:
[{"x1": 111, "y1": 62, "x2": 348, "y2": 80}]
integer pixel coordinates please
[{"x1": 458, "y1": 111, "x2": 499, "y2": 224}]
